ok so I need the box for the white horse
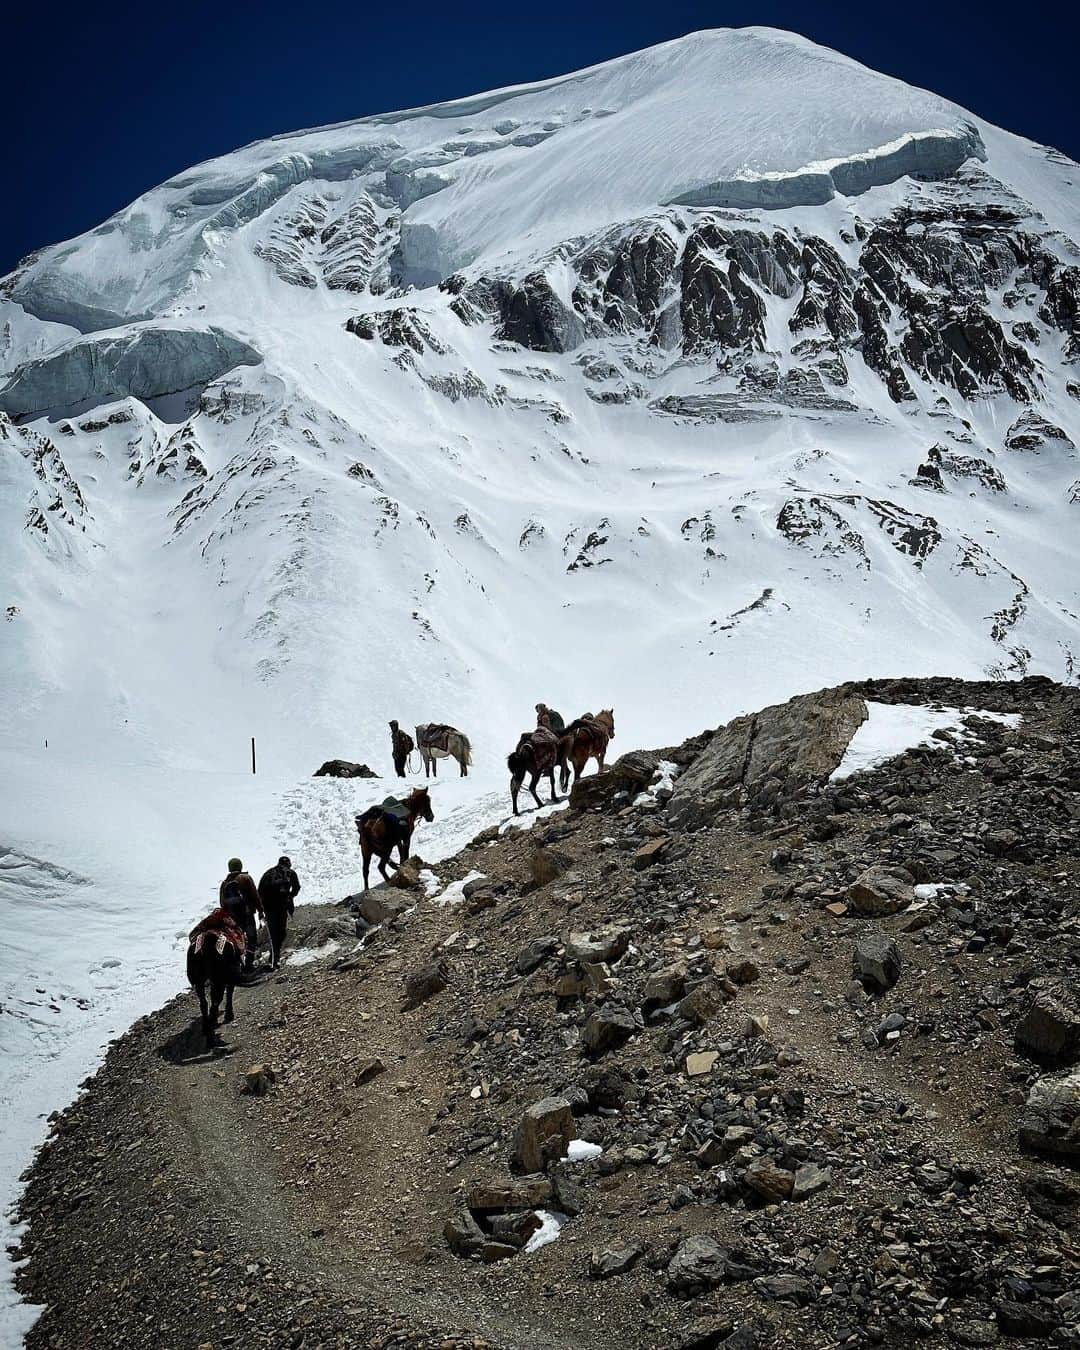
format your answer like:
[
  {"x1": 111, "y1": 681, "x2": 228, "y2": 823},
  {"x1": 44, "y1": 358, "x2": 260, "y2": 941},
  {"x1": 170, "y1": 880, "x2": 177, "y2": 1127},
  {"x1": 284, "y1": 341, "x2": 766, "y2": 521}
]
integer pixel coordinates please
[{"x1": 415, "y1": 724, "x2": 472, "y2": 778}]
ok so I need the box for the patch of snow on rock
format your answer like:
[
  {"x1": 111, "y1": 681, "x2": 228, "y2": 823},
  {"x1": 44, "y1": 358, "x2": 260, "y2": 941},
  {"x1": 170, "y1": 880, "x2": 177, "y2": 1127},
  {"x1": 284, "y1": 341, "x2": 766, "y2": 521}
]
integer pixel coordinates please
[{"x1": 831, "y1": 704, "x2": 1022, "y2": 781}]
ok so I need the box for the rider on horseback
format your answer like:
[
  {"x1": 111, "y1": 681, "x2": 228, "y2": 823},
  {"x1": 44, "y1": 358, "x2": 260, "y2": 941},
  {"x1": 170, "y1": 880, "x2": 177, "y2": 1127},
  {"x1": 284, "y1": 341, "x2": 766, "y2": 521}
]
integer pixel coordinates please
[{"x1": 536, "y1": 702, "x2": 565, "y2": 734}]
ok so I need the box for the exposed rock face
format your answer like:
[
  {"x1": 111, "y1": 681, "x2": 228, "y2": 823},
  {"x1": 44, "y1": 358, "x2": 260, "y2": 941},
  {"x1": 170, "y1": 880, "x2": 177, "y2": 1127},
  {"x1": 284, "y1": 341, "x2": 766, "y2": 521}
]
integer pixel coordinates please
[{"x1": 668, "y1": 690, "x2": 867, "y2": 825}]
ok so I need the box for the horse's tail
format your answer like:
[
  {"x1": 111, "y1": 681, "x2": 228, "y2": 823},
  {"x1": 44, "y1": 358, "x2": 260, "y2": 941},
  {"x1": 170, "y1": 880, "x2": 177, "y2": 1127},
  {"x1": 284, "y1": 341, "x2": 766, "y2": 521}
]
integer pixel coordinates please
[{"x1": 461, "y1": 734, "x2": 472, "y2": 766}]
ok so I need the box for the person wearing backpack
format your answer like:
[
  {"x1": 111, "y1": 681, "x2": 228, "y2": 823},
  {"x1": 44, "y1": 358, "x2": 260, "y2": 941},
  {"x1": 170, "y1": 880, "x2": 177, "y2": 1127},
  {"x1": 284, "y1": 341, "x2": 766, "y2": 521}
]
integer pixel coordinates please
[
  {"x1": 219, "y1": 858, "x2": 263, "y2": 975},
  {"x1": 258, "y1": 855, "x2": 301, "y2": 970}
]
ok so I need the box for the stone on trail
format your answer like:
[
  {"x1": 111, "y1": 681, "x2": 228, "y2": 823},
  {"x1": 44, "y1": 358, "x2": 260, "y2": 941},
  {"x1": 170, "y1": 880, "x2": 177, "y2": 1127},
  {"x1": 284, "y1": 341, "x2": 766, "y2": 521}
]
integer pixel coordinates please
[
  {"x1": 588, "y1": 1241, "x2": 643, "y2": 1279},
  {"x1": 511, "y1": 1097, "x2": 574, "y2": 1173},
  {"x1": 353, "y1": 1057, "x2": 385, "y2": 1086},
  {"x1": 242, "y1": 1064, "x2": 276, "y2": 1096},
  {"x1": 633, "y1": 837, "x2": 669, "y2": 869},
  {"x1": 388, "y1": 856, "x2": 425, "y2": 890},
  {"x1": 401, "y1": 957, "x2": 451, "y2": 1010},
  {"x1": 515, "y1": 935, "x2": 560, "y2": 975},
  {"x1": 678, "y1": 976, "x2": 729, "y2": 1025},
  {"x1": 852, "y1": 931, "x2": 902, "y2": 992},
  {"x1": 1018, "y1": 1067, "x2": 1080, "y2": 1157},
  {"x1": 792, "y1": 1162, "x2": 832, "y2": 1201},
  {"x1": 686, "y1": 1051, "x2": 719, "y2": 1077},
  {"x1": 845, "y1": 864, "x2": 914, "y2": 915},
  {"x1": 643, "y1": 965, "x2": 687, "y2": 1014},
  {"x1": 357, "y1": 892, "x2": 410, "y2": 926}
]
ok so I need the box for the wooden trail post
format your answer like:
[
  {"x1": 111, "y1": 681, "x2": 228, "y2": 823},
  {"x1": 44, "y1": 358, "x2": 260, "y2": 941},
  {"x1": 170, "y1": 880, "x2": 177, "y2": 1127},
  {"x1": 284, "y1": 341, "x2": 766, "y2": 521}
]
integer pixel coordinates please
[{"x1": 251, "y1": 736, "x2": 256, "y2": 775}]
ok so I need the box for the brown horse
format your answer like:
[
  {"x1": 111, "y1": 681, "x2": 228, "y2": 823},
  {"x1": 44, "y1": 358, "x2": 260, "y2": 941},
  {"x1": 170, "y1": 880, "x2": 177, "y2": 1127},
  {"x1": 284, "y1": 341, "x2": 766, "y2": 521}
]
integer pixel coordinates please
[
  {"x1": 356, "y1": 787, "x2": 434, "y2": 889},
  {"x1": 508, "y1": 727, "x2": 563, "y2": 815},
  {"x1": 186, "y1": 909, "x2": 245, "y2": 1048},
  {"x1": 559, "y1": 709, "x2": 615, "y2": 791}
]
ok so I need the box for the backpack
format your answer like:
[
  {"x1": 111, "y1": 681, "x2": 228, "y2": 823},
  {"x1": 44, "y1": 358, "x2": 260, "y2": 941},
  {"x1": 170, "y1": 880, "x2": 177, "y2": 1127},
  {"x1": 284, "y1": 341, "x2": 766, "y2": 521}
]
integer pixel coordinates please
[
  {"x1": 266, "y1": 866, "x2": 293, "y2": 902},
  {"x1": 221, "y1": 874, "x2": 244, "y2": 912}
]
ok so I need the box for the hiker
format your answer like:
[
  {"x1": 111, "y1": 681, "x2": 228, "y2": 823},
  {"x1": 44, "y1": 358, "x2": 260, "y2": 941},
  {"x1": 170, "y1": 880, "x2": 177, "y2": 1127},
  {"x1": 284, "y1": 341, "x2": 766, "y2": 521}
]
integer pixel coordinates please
[
  {"x1": 536, "y1": 702, "x2": 565, "y2": 735},
  {"x1": 219, "y1": 859, "x2": 263, "y2": 975},
  {"x1": 258, "y1": 855, "x2": 301, "y2": 970},
  {"x1": 389, "y1": 719, "x2": 414, "y2": 778}
]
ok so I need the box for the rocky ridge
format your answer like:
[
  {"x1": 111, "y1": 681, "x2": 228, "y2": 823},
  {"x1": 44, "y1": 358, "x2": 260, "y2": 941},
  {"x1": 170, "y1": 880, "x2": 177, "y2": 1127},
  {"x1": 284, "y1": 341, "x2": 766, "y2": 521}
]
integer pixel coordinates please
[{"x1": 15, "y1": 675, "x2": 1080, "y2": 1349}]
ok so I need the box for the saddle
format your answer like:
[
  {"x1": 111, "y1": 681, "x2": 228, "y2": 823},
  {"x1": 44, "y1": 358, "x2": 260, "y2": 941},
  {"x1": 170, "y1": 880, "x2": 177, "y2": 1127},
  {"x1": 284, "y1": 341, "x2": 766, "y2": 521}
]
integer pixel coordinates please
[
  {"x1": 189, "y1": 908, "x2": 246, "y2": 957},
  {"x1": 356, "y1": 796, "x2": 411, "y2": 833},
  {"x1": 564, "y1": 714, "x2": 605, "y2": 739},
  {"x1": 518, "y1": 726, "x2": 559, "y2": 771},
  {"x1": 418, "y1": 723, "x2": 455, "y2": 751}
]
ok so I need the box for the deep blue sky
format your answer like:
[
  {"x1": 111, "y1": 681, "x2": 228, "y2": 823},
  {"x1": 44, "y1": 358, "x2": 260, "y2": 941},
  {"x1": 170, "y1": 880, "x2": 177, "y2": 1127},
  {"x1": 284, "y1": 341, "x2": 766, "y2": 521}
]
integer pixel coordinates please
[{"x1": 7, "y1": 0, "x2": 1077, "y2": 277}]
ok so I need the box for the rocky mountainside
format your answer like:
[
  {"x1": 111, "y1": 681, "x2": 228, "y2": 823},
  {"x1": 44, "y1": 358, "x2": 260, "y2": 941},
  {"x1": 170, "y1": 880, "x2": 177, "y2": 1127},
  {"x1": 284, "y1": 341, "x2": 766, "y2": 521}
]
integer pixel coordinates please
[
  {"x1": 16, "y1": 676, "x2": 1080, "y2": 1348},
  {"x1": 1, "y1": 28, "x2": 1079, "y2": 769}
]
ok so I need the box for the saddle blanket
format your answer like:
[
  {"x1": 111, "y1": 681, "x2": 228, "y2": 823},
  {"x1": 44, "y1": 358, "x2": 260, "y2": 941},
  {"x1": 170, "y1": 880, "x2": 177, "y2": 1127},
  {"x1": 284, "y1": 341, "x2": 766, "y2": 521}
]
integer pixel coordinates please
[
  {"x1": 418, "y1": 723, "x2": 456, "y2": 751},
  {"x1": 189, "y1": 908, "x2": 246, "y2": 956}
]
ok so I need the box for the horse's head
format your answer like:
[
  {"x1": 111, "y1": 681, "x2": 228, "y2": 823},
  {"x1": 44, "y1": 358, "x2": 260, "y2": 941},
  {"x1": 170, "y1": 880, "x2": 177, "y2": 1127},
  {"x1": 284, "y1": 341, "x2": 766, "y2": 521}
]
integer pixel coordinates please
[
  {"x1": 597, "y1": 708, "x2": 615, "y2": 737},
  {"x1": 409, "y1": 787, "x2": 435, "y2": 822}
]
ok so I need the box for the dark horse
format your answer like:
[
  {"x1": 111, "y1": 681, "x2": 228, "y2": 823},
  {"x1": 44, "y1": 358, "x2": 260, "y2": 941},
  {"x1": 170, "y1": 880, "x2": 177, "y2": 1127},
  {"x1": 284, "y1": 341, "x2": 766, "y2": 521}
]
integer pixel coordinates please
[
  {"x1": 559, "y1": 708, "x2": 615, "y2": 791},
  {"x1": 186, "y1": 909, "x2": 244, "y2": 1049},
  {"x1": 508, "y1": 727, "x2": 563, "y2": 815},
  {"x1": 356, "y1": 787, "x2": 434, "y2": 889}
]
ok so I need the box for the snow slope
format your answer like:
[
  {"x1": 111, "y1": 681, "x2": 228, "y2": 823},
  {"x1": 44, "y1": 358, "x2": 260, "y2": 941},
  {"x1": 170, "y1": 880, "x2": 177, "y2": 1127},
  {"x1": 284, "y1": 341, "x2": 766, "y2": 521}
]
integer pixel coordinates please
[{"x1": 1, "y1": 25, "x2": 1079, "y2": 1345}]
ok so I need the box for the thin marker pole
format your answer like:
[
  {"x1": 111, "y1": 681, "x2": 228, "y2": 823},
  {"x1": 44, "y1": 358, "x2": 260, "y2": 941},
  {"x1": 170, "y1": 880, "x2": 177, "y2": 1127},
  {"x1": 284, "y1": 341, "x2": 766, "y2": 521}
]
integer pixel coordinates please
[{"x1": 251, "y1": 736, "x2": 256, "y2": 775}]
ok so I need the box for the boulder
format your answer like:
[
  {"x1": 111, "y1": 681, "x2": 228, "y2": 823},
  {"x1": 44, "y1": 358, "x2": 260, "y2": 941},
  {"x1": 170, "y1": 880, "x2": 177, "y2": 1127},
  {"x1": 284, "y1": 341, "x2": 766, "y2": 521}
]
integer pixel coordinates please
[
  {"x1": 668, "y1": 689, "x2": 867, "y2": 825},
  {"x1": 1015, "y1": 978, "x2": 1080, "y2": 1063},
  {"x1": 643, "y1": 965, "x2": 687, "y2": 1015},
  {"x1": 313, "y1": 759, "x2": 377, "y2": 778},
  {"x1": 388, "y1": 856, "x2": 425, "y2": 890},
  {"x1": 569, "y1": 750, "x2": 662, "y2": 812},
  {"x1": 1018, "y1": 1067, "x2": 1080, "y2": 1157},
  {"x1": 678, "y1": 977, "x2": 729, "y2": 1025},
  {"x1": 564, "y1": 926, "x2": 631, "y2": 964},
  {"x1": 511, "y1": 1097, "x2": 574, "y2": 1173},
  {"x1": 667, "y1": 1235, "x2": 729, "y2": 1294},
  {"x1": 353, "y1": 1057, "x2": 385, "y2": 1086},
  {"x1": 515, "y1": 935, "x2": 560, "y2": 975},
  {"x1": 792, "y1": 1163, "x2": 832, "y2": 1201},
  {"x1": 444, "y1": 1206, "x2": 486, "y2": 1258},
  {"x1": 743, "y1": 1157, "x2": 795, "y2": 1204},
  {"x1": 852, "y1": 931, "x2": 902, "y2": 992},
  {"x1": 467, "y1": 1176, "x2": 554, "y2": 1213},
  {"x1": 846, "y1": 865, "x2": 914, "y2": 915},
  {"x1": 583, "y1": 1003, "x2": 640, "y2": 1056},
  {"x1": 633, "y1": 837, "x2": 670, "y2": 869},
  {"x1": 401, "y1": 957, "x2": 451, "y2": 1010}
]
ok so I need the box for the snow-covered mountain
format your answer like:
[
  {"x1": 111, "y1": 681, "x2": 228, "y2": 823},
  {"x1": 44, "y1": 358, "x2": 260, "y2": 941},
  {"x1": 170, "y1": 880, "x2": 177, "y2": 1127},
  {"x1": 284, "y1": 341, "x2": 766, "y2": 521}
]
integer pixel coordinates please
[{"x1": 3, "y1": 27, "x2": 1079, "y2": 773}]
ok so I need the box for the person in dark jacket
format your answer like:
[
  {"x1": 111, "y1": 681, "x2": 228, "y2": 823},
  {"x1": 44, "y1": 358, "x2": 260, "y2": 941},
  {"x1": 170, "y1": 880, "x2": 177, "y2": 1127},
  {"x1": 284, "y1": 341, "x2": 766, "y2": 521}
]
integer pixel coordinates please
[
  {"x1": 535, "y1": 702, "x2": 565, "y2": 734},
  {"x1": 220, "y1": 859, "x2": 263, "y2": 974},
  {"x1": 257, "y1": 856, "x2": 301, "y2": 970},
  {"x1": 389, "y1": 720, "x2": 414, "y2": 778}
]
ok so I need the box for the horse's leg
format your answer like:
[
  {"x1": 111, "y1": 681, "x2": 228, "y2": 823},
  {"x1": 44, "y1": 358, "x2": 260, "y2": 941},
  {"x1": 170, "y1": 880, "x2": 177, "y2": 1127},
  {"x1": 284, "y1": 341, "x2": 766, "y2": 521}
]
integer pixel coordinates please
[
  {"x1": 197, "y1": 979, "x2": 210, "y2": 1043},
  {"x1": 548, "y1": 768, "x2": 559, "y2": 803},
  {"x1": 400, "y1": 826, "x2": 411, "y2": 863},
  {"x1": 511, "y1": 775, "x2": 521, "y2": 815},
  {"x1": 224, "y1": 975, "x2": 235, "y2": 1023},
  {"x1": 378, "y1": 850, "x2": 394, "y2": 883},
  {"x1": 362, "y1": 836, "x2": 372, "y2": 890},
  {"x1": 530, "y1": 770, "x2": 543, "y2": 810}
]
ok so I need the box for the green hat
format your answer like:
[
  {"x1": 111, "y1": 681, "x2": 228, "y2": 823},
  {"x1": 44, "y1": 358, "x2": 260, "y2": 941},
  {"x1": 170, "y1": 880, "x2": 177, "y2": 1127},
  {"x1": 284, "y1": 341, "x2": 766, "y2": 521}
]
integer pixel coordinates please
[{"x1": 228, "y1": 857, "x2": 243, "y2": 872}]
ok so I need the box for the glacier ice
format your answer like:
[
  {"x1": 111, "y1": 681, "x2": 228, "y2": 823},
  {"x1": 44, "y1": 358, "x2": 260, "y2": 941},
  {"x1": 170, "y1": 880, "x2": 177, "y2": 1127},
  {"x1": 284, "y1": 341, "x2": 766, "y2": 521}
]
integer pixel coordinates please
[{"x1": 0, "y1": 325, "x2": 261, "y2": 419}]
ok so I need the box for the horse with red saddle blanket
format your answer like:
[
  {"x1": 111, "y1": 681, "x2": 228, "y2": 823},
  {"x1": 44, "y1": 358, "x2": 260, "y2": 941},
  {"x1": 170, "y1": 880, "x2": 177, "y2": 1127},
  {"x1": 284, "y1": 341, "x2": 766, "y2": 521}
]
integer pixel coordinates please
[{"x1": 187, "y1": 908, "x2": 245, "y2": 1048}]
